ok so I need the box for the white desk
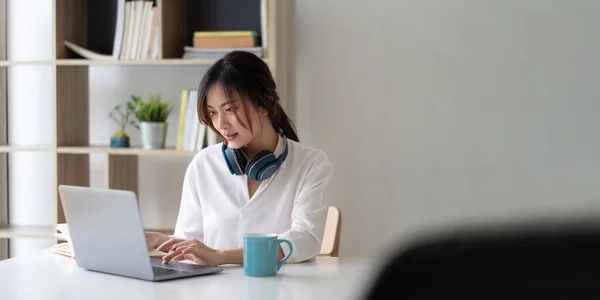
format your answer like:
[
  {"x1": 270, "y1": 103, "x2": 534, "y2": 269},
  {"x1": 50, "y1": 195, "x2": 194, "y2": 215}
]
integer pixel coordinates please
[{"x1": 0, "y1": 249, "x2": 381, "y2": 300}]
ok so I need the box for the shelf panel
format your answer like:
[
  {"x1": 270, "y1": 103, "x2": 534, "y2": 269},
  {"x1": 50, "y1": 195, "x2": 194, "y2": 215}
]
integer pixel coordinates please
[
  {"x1": 0, "y1": 225, "x2": 56, "y2": 239},
  {"x1": 0, "y1": 60, "x2": 54, "y2": 66},
  {"x1": 56, "y1": 58, "x2": 218, "y2": 66},
  {"x1": 0, "y1": 145, "x2": 54, "y2": 153},
  {"x1": 1, "y1": 58, "x2": 269, "y2": 67},
  {"x1": 57, "y1": 146, "x2": 199, "y2": 156}
]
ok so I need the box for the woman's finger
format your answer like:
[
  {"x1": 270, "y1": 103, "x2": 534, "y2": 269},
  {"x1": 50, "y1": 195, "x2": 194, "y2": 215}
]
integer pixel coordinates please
[
  {"x1": 172, "y1": 252, "x2": 194, "y2": 262},
  {"x1": 161, "y1": 246, "x2": 184, "y2": 264},
  {"x1": 169, "y1": 239, "x2": 196, "y2": 253},
  {"x1": 156, "y1": 238, "x2": 180, "y2": 252},
  {"x1": 175, "y1": 251, "x2": 205, "y2": 265}
]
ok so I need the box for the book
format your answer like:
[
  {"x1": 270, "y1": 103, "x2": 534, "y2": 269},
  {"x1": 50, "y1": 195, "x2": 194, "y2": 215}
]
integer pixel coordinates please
[
  {"x1": 182, "y1": 89, "x2": 199, "y2": 151},
  {"x1": 260, "y1": 0, "x2": 268, "y2": 51},
  {"x1": 135, "y1": 1, "x2": 153, "y2": 59},
  {"x1": 118, "y1": 0, "x2": 132, "y2": 59},
  {"x1": 146, "y1": 8, "x2": 160, "y2": 59},
  {"x1": 140, "y1": 6, "x2": 157, "y2": 59},
  {"x1": 193, "y1": 36, "x2": 256, "y2": 49},
  {"x1": 193, "y1": 31, "x2": 257, "y2": 37},
  {"x1": 128, "y1": 0, "x2": 145, "y2": 59},
  {"x1": 64, "y1": 0, "x2": 158, "y2": 61},
  {"x1": 182, "y1": 46, "x2": 263, "y2": 59},
  {"x1": 111, "y1": 0, "x2": 127, "y2": 59},
  {"x1": 68, "y1": 0, "x2": 126, "y2": 60},
  {"x1": 176, "y1": 89, "x2": 189, "y2": 150},
  {"x1": 64, "y1": 40, "x2": 115, "y2": 60},
  {"x1": 119, "y1": 0, "x2": 158, "y2": 60}
]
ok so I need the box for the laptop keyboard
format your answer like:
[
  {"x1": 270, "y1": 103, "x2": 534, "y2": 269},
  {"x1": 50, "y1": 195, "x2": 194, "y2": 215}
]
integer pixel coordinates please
[{"x1": 152, "y1": 266, "x2": 188, "y2": 276}]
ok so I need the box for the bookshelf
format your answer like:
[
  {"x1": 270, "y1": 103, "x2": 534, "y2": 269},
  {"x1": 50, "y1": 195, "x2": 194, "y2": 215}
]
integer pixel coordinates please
[{"x1": 0, "y1": 0, "x2": 294, "y2": 247}]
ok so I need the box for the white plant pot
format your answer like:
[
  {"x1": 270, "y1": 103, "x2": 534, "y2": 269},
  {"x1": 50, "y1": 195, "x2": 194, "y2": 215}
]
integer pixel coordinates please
[{"x1": 140, "y1": 122, "x2": 167, "y2": 149}]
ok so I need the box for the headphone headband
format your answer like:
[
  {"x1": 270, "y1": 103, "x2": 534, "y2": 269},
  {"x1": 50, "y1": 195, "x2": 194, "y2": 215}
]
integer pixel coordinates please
[{"x1": 221, "y1": 126, "x2": 288, "y2": 181}]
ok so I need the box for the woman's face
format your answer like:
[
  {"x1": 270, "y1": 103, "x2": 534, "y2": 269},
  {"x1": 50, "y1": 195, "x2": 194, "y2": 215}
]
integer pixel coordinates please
[{"x1": 206, "y1": 83, "x2": 264, "y2": 149}]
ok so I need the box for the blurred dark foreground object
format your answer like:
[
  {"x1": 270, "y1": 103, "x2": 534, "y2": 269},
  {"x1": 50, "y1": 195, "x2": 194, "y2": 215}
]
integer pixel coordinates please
[{"x1": 361, "y1": 221, "x2": 600, "y2": 300}]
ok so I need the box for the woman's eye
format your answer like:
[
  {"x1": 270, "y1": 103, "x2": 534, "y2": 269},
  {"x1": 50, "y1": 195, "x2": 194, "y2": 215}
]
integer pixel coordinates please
[
  {"x1": 208, "y1": 111, "x2": 216, "y2": 116},
  {"x1": 225, "y1": 107, "x2": 232, "y2": 112}
]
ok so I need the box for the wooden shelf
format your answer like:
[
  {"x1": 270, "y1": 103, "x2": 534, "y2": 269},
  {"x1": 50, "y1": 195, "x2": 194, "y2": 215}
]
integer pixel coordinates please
[
  {"x1": 0, "y1": 58, "x2": 270, "y2": 67},
  {"x1": 0, "y1": 60, "x2": 54, "y2": 67},
  {"x1": 0, "y1": 145, "x2": 54, "y2": 153},
  {"x1": 57, "y1": 146, "x2": 199, "y2": 156},
  {"x1": 57, "y1": 58, "x2": 217, "y2": 66}
]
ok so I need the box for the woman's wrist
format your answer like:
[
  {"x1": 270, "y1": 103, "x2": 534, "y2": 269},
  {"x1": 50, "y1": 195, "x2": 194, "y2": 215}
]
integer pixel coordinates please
[{"x1": 218, "y1": 248, "x2": 243, "y2": 265}]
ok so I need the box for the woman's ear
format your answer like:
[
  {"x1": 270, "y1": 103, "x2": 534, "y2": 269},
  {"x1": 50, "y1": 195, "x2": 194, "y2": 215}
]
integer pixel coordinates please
[{"x1": 257, "y1": 106, "x2": 268, "y2": 116}]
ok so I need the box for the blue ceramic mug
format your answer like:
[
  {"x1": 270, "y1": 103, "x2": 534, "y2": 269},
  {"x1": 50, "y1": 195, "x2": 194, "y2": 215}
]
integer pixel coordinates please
[{"x1": 243, "y1": 233, "x2": 293, "y2": 277}]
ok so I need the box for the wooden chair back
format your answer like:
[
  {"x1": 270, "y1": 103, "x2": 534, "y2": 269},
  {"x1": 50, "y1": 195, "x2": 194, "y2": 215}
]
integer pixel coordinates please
[{"x1": 319, "y1": 206, "x2": 341, "y2": 257}]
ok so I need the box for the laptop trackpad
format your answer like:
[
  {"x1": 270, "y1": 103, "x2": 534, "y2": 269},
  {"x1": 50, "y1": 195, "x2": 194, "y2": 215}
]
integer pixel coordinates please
[{"x1": 150, "y1": 257, "x2": 209, "y2": 272}]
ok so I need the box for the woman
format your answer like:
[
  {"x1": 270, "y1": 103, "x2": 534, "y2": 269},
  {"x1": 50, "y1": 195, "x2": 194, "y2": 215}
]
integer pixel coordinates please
[{"x1": 145, "y1": 51, "x2": 334, "y2": 266}]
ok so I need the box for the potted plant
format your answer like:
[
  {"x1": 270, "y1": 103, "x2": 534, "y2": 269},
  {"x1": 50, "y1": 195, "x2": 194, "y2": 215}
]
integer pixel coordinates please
[
  {"x1": 131, "y1": 94, "x2": 173, "y2": 149},
  {"x1": 108, "y1": 101, "x2": 138, "y2": 148}
]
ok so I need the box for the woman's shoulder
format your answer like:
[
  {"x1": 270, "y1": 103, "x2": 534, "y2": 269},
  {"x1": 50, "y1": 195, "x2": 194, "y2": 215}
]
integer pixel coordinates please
[
  {"x1": 189, "y1": 143, "x2": 224, "y2": 167},
  {"x1": 287, "y1": 139, "x2": 333, "y2": 169}
]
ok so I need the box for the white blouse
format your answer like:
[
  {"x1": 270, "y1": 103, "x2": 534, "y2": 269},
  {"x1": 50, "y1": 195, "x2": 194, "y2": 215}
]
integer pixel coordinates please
[{"x1": 173, "y1": 135, "x2": 334, "y2": 263}]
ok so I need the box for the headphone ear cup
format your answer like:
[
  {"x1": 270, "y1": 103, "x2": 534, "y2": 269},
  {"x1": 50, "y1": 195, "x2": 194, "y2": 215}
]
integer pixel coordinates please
[
  {"x1": 222, "y1": 145, "x2": 247, "y2": 175},
  {"x1": 246, "y1": 150, "x2": 278, "y2": 181}
]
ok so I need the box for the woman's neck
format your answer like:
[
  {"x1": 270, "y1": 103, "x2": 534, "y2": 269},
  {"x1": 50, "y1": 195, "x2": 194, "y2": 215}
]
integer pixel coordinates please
[{"x1": 242, "y1": 123, "x2": 278, "y2": 158}]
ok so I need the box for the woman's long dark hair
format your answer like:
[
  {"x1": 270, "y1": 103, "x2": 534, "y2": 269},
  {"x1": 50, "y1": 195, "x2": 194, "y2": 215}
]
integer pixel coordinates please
[{"x1": 197, "y1": 51, "x2": 299, "y2": 143}]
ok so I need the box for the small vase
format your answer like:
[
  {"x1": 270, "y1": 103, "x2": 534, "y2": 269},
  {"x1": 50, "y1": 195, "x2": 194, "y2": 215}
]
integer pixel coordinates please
[
  {"x1": 110, "y1": 135, "x2": 130, "y2": 148},
  {"x1": 140, "y1": 122, "x2": 167, "y2": 149}
]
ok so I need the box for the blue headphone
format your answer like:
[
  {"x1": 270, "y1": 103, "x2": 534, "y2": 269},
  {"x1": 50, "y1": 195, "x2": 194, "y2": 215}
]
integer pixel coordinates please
[{"x1": 221, "y1": 126, "x2": 288, "y2": 181}]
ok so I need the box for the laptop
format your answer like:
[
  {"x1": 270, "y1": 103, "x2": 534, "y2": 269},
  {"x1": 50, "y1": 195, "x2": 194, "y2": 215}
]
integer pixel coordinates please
[{"x1": 58, "y1": 185, "x2": 223, "y2": 281}]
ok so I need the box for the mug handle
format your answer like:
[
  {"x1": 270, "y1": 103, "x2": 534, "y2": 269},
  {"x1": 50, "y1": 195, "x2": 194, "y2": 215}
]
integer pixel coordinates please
[{"x1": 276, "y1": 239, "x2": 293, "y2": 271}]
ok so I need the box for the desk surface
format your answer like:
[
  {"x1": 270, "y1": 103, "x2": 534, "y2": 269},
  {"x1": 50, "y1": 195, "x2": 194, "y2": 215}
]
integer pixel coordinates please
[{"x1": 0, "y1": 249, "x2": 381, "y2": 300}]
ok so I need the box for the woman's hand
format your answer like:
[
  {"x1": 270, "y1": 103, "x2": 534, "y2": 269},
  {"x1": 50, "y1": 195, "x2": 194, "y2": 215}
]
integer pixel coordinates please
[
  {"x1": 159, "y1": 238, "x2": 224, "y2": 267},
  {"x1": 145, "y1": 231, "x2": 171, "y2": 249}
]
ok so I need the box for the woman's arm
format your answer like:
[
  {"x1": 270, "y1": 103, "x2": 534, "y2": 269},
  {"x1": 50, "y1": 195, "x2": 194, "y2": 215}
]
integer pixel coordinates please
[
  {"x1": 278, "y1": 151, "x2": 334, "y2": 263},
  {"x1": 160, "y1": 242, "x2": 285, "y2": 265}
]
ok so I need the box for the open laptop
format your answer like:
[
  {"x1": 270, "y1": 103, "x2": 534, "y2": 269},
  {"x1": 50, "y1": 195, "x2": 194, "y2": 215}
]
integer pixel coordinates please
[{"x1": 58, "y1": 185, "x2": 223, "y2": 281}]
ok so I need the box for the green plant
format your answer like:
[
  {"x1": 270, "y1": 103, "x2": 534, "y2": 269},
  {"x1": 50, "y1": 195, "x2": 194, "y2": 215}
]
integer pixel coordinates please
[
  {"x1": 109, "y1": 100, "x2": 138, "y2": 137},
  {"x1": 131, "y1": 94, "x2": 173, "y2": 123}
]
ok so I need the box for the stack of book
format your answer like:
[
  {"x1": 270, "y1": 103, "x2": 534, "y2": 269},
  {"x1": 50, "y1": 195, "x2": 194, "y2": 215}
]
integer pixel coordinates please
[
  {"x1": 176, "y1": 89, "x2": 222, "y2": 151},
  {"x1": 64, "y1": 0, "x2": 160, "y2": 61},
  {"x1": 117, "y1": 0, "x2": 160, "y2": 60},
  {"x1": 183, "y1": 31, "x2": 263, "y2": 59}
]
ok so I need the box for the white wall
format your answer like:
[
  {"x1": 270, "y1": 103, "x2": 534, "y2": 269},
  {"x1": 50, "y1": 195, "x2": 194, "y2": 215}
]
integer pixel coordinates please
[{"x1": 293, "y1": 0, "x2": 600, "y2": 257}]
